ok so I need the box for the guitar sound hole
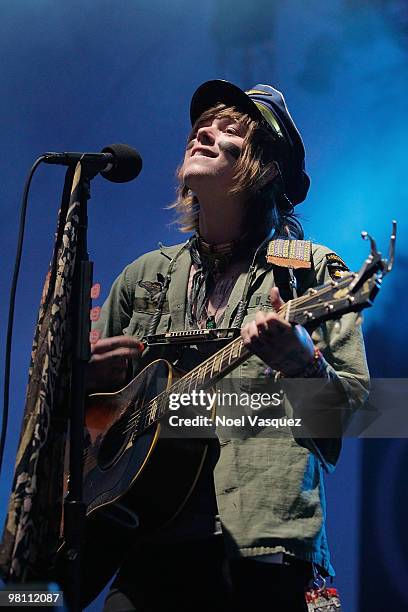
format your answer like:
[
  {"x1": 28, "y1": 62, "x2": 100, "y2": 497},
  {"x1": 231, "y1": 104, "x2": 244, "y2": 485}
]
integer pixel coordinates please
[{"x1": 97, "y1": 408, "x2": 134, "y2": 470}]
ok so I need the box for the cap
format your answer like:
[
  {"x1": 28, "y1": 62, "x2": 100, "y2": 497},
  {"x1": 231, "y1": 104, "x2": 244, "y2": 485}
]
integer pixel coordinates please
[{"x1": 190, "y1": 79, "x2": 310, "y2": 205}]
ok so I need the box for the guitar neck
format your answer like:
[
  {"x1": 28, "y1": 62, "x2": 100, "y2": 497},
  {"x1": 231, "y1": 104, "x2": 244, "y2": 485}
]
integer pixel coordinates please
[
  {"x1": 141, "y1": 274, "x2": 364, "y2": 430},
  {"x1": 141, "y1": 301, "x2": 298, "y2": 430},
  {"x1": 169, "y1": 298, "x2": 303, "y2": 392}
]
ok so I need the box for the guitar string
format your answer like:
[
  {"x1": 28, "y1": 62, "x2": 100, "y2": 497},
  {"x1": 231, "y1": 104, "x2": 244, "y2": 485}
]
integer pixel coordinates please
[
  {"x1": 96, "y1": 278, "x2": 347, "y2": 445},
  {"x1": 83, "y1": 284, "x2": 353, "y2": 467},
  {"x1": 82, "y1": 277, "x2": 354, "y2": 467},
  {"x1": 82, "y1": 291, "x2": 351, "y2": 470},
  {"x1": 113, "y1": 338, "x2": 242, "y2": 436},
  {"x1": 82, "y1": 338, "x2": 241, "y2": 463},
  {"x1": 118, "y1": 276, "x2": 353, "y2": 432},
  {"x1": 83, "y1": 336, "x2": 245, "y2": 465},
  {"x1": 123, "y1": 294, "x2": 341, "y2": 434}
]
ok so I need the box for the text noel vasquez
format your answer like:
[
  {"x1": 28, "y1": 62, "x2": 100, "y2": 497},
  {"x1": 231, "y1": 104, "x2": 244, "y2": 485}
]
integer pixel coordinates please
[{"x1": 167, "y1": 414, "x2": 302, "y2": 428}]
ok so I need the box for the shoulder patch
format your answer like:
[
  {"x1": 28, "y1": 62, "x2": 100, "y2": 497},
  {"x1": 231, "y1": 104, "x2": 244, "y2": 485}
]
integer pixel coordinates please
[
  {"x1": 266, "y1": 239, "x2": 312, "y2": 269},
  {"x1": 325, "y1": 252, "x2": 349, "y2": 279}
]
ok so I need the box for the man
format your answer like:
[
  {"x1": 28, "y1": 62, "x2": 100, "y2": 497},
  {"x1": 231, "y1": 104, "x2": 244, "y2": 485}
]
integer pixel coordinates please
[{"x1": 88, "y1": 80, "x2": 369, "y2": 611}]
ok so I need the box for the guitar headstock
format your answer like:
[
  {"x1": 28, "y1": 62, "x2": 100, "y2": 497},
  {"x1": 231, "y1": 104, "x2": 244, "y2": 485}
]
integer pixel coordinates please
[{"x1": 286, "y1": 221, "x2": 397, "y2": 328}]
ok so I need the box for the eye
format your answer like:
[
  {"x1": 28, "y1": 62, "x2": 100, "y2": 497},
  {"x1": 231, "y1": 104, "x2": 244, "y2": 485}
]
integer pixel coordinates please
[{"x1": 225, "y1": 126, "x2": 238, "y2": 135}]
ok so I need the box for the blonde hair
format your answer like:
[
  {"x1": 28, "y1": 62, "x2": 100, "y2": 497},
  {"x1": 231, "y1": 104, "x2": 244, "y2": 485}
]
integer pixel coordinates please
[{"x1": 169, "y1": 103, "x2": 303, "y2": 241}]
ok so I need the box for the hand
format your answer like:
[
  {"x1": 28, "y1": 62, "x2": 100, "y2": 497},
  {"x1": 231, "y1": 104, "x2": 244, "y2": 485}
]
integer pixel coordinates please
[
  {"x1": 241, "y1": 287, "x2": 315, "y2": 376},
  {"x1": 87, "y1": 335, "x2": 144, "y2": 393}
]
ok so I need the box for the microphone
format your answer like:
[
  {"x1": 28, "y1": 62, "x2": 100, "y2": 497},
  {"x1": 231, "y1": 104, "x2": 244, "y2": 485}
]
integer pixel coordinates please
[{"x1": 42, "y1": 143, "x2": 143, "y2": 183}]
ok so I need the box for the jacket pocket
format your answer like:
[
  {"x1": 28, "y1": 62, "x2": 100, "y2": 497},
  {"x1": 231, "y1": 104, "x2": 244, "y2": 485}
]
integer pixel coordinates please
[
  {"x1": 124, "y1": 311, "x2": 171, "y2": 340},
  {"x1": 124, "y1": 311, "x2": 152, "y2": 339}
]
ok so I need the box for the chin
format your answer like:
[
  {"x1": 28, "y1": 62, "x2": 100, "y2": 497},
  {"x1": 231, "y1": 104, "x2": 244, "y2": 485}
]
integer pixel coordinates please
[{"x1": 183, "y1": 169, "x2": 209, "y2": 190}]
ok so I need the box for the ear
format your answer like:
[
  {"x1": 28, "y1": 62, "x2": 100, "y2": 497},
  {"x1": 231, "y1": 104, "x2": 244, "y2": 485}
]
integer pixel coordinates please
[{"x1": 256, "y1": 161, "x2": 280, "y2": 195}]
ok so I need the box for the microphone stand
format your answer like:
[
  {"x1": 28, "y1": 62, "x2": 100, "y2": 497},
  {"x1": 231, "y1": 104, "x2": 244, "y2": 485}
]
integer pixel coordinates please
[{"x1": 62, "y1": 162, "x2": 96, "y2": 611}]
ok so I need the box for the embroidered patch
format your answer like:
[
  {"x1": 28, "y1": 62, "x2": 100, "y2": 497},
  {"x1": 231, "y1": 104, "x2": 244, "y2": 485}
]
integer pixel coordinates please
[
  {"x1": 266, "y1": 239, "x2": 312, "y2": 269},
  {"x1": 138, "y1": 277, "x2": 164, "y2": 302},
  {"x1": 325, "y1": 252, "x2": 349, "y2": 280},
  {"x1": 136, "y1": 276, "x2": 167, "y2": 312}
]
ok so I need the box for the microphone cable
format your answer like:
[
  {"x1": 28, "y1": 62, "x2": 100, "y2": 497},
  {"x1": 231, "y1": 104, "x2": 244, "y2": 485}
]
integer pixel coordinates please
[
  {"x1": 0, "y1": 144, "x2": 142, "y2": 476},
  {"x1": 0, "y1": 156, "x2": 46, "y2": 477}
]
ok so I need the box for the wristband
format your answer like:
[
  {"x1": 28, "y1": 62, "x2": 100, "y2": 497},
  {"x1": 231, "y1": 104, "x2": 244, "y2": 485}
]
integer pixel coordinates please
[{"x1": 276, "y1": 347, "x2": 327, "y2": 379}]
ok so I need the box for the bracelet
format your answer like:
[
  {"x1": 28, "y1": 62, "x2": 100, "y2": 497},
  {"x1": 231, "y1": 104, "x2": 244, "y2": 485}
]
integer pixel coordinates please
[{"x1": 275, "y1": 347, "x2": 327, "y2": 379}]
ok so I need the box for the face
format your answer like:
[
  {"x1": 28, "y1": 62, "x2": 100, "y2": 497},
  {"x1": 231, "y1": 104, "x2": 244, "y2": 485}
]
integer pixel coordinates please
[{"x1": 182, "y1": 115, "x2": 247, "y2": 192}]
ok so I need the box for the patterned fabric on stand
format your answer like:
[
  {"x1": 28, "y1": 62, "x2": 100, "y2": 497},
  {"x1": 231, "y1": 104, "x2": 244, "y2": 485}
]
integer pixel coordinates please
[{"x1": 0, "y1": 164, "x2": 82, "y2": 583}]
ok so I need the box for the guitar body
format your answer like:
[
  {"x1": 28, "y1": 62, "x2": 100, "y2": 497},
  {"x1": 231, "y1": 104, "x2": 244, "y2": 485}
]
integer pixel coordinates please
[{"x1": 57, "y1": 359, "x2": 214, "y2": 606}]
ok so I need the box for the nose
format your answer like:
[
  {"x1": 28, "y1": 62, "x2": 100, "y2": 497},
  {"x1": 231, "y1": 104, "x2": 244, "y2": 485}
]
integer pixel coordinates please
[{"x1": 196, "y1": 124, "x2": 216, "y2": 145}]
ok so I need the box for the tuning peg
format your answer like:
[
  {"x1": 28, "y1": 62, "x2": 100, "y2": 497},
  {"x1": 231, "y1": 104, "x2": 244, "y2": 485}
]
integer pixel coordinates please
[
  {"x1": 361, "y1": 230, "x2": 380, "y2": 258},
  {"x1": 385, "y1": 220, "x2": 397, "y2": 273}
]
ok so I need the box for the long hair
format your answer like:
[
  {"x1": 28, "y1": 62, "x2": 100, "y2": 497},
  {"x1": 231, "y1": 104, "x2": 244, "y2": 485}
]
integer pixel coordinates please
[{"x1": 169, "y1": 103, "x2": 304, "y2": 241}]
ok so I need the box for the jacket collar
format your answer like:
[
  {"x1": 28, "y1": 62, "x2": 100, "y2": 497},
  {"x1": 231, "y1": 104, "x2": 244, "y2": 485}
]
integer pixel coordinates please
[{"x1": 165, "y1": 239, "x2": 271, "y2": 331}]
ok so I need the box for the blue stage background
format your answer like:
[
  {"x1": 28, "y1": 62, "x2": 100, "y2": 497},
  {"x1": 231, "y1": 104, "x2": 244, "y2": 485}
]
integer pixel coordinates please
[{"x1": 1, "y1": 2, "x2": 407, "y2": 610}]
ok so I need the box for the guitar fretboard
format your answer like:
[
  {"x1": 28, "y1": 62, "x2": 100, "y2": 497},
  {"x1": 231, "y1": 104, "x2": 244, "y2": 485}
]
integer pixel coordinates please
[
  {"x1": 138, "y1": 336, "x2": 249, "y2": 431},
  {"x1": 125, "y1": 270, "x2": 374, "y2": 438},
  {"x1": 138, "y1": 301, "x2": 292, "y2": 432}
]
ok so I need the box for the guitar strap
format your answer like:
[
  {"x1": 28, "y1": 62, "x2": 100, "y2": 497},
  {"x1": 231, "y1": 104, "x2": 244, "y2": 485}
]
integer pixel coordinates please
[
  {"x1": 230, "y1": 235, "x2": 271, "y2": 329},
  {"x1": 266, "y1": 238, "x2": 314, "y2": 302}
]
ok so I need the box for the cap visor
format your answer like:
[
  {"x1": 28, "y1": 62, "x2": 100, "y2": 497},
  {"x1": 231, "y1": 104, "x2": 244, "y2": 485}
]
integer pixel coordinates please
[{"x1": 190, "y1": 80, "x2": 264, "y2": 125}]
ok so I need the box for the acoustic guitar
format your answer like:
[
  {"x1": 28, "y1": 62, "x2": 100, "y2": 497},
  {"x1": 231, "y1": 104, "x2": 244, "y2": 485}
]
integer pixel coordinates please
[{"x1": 57, "y1": 225, "x2": 395, "y2": 606}]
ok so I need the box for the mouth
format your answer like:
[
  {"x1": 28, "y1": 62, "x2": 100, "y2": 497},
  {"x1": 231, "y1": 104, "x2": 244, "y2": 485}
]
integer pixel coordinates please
[{"x1": 191, "y1": 147, "x2": 217, "y2": 158}]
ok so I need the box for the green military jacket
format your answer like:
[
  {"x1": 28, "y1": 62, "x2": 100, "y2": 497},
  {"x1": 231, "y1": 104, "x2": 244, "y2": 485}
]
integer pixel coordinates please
[{"x1": 94, "y1": 240, "x2": 369, "y2": 574}]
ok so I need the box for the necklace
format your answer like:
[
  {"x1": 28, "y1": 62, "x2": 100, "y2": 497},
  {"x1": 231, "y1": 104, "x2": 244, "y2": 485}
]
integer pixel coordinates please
[
  {"x1": 204, "y1": 276, "x2": 236, "y2": 329},
  {"x1": 197, "y1": 235, "x2": 240, "y2": 274},
  {"x1": 205, "y1": 315, "x2": 217, "y2": 329},
  {"x1": 187, "y1": 233, "x2": 247, "y2": 330}
]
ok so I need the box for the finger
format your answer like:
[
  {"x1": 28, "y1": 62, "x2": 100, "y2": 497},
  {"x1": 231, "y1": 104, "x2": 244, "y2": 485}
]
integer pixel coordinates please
[
  {"x1": 254, "y1": 312, "x2": 275, "y2": 342},
  {"x1": 269, "y1": 287, "x2": 285, "y2": 312},
  {"x1": 254, "y1": 310, "x2": 267, "y2": 325},
  {"x1": 255, "y1": 310, "x2": 287, "y2": 334},
  {"x1": 91, "y1": 336, "x2": 144, "y2": 355},
  {"x1": 90, "y1": 347, "x2": 141, "y2": 363},
  {"x1": 92, "y1": 336, "x2": 144, "y2": 352},
  {"x1": 240, "y1": 323, "x2": 252, "y2": 346},
  {"x1": 247, "y1": 319, "x2": 260, "y2": 340},
  {"x1": 264, "y1": 311, "x2": 291, "y2": 333}
]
